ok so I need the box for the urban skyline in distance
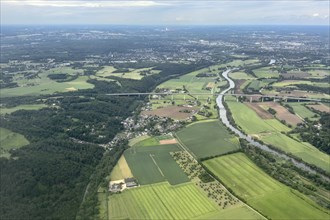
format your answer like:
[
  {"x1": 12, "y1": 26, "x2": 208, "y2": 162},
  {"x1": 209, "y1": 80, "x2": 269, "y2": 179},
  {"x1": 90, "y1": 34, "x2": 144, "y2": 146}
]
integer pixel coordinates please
[{"x1": 1, "y1": 0, "x2": 329, "y2": 25}]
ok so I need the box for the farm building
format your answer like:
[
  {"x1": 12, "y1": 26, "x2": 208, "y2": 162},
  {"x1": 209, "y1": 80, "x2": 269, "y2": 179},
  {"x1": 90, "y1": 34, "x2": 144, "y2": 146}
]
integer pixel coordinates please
[
  {"x1": 125, "y1": 178, "x2": 138, "y2": 188},
  {"x1": 109, "y1": 183, "x2": 123, "y2": 193}
]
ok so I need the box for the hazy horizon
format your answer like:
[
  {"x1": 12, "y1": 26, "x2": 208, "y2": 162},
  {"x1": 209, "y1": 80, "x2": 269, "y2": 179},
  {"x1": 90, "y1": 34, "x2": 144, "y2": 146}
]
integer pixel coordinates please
[{"x1": 1, "y1": 0, "x2": 329, "y2": 26}]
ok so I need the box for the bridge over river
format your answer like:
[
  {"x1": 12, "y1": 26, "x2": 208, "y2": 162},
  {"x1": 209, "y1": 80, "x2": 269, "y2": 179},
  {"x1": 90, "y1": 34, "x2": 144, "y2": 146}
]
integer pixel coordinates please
[{"x1": 105, "y1": 92, "x2": 327, "y2": 103}]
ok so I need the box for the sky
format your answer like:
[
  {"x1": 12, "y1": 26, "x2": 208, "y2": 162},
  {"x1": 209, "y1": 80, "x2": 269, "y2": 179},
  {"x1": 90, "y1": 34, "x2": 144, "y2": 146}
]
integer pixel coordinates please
[{"x1": 1, "y1": 0, "x2": 329, "y2": 25}]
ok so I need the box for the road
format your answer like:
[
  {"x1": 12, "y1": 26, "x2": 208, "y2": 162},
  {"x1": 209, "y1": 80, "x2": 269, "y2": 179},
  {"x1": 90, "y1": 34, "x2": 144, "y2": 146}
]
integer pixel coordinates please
[{"x1": 216, "y1": 69, "x2": 328, "y2": 179}]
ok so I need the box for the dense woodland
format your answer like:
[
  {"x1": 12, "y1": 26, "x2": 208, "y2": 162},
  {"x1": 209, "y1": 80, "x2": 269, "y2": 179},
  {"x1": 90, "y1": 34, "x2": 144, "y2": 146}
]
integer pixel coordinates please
[{"x1": 0, "y1": 62, "x2": 206, "y2": 219}]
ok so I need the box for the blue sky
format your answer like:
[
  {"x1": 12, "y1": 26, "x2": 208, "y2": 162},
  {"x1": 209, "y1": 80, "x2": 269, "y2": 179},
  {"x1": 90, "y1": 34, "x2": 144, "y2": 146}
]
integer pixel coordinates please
[{"x1": 1, "y1": 0, "x2": 329, "y2": 25}]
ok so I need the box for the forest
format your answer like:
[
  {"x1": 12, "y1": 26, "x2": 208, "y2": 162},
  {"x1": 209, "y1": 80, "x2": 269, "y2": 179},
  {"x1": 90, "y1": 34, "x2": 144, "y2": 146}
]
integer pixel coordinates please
[{"x1": 0, "y1": 62, "x2": 206, "y2": 219}]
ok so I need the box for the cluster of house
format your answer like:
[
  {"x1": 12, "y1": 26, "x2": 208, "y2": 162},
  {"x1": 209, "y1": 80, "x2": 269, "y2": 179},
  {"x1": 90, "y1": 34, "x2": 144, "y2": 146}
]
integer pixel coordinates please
[{"x1": 109, "y1": 178, "x2": 139, "y2": 193}]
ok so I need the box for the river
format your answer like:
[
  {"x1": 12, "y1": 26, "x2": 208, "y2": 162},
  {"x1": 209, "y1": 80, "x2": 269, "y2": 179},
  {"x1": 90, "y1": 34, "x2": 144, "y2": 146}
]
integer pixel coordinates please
[{"x1": 216, "y1": 69, "x2": 328, "y2": 179}]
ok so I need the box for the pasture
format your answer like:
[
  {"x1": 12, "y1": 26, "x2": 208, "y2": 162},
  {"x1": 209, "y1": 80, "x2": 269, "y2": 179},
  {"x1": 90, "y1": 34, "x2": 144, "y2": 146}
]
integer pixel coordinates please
[
  {"x1": 124, "y1": 144, "x2": 189, "y2": 185},
  {"x1": 287, "y1": 102, "x2": 319, "y2": 120},
  {"x1": 253, "y1": 67, "x2": 279, "y2": 78},
  {"x1": 107, "y1": 182, "x2": 219, "y2": 219},
  {"x1": 1, "y1": 69, "x2": 94, "y2": 97},
  {"x1": 204, "y1": 153, "x2": 329, "y2": 219},
  {"x1": 226, "y1": 98, "x2": 330, "y2": 172},
  {"x1": 0, "y1": 104, "x2": 48, "y2": 115},
  {"x1": 246, "y1": 79, "x2": 276, "y2": 91},
  {"x1": 175, "y1": 120, "x2": 240, "y2": 159},
  {"x1": 229, "y1": 71, "x2": 255, "y2": 80},
  {"x1": 96, "y1": 66, "x2": 160, "y2": 80},
  {"x1": 272, "y1": 80, "x2": 329, "y2": 88},
  {"x1": 0, "y1": 127, "x2": 29, "y2": 158}
]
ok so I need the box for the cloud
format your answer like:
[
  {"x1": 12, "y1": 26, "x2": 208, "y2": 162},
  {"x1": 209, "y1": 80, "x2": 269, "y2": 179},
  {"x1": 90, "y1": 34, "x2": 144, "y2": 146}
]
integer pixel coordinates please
[{"x1": 4, "y1": 0, "x2": 168, "y2": 8}]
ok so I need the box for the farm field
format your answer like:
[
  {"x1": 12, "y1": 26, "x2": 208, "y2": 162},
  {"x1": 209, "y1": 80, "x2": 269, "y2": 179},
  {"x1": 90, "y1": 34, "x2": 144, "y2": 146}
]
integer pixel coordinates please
[
  {"x1": 0, "y1": 71, "x2": 94, "y2": 97},
  {"x1": 204, "y1": 153, "x2": 330, "y2": 219},
  {"x1": 0, "y1": 127, "x2": 29, "y2": 158},
  {"x1": 229, "y1": 71, "x2": 255, "y2": 80},
  {"x1": 107, "y1": 182, "x2": 219, "y2": 219},
  {"x1": 226, "y1": 97, "x2": 330, "y2": 172},
  {"x1": 124, "y1": 144, "x2": 189, "y2": 185},
  {"x1": 261, "y1": 89, "x2": 330, "y2": 99},
  {"x1": 246, "y1": 79, "x2": 276, "y2": 91},
  {"x1": 286, "y1": 102, "x2": 319, "y2": 120},
  {"x1": 176, "y1": 120, "x2": 240, "y2": 159},
  {"x1": 272, "y1": 80, "x2": 329, "y2": 88},
  {"x1": 141, "y1": 105, "x2": 199, "y2": 120},
  {"x1": 253, "y1": 67, "x2": 279, "y2": 78},
  {"x1": 258, "y1": 102, "x2": 303, "y2": 126},
  {"x1": 110, "y1": 155, "x2": 133, "y2": 181},
  {"x1": 0, "y1": 104, "x2": 48, "y2": 115},
  {"x1": 96, "y1": 66, "x2": 160, "y2": 80},
  {"x1": 307, "y1": 103, "x2": 330, "y2": 113}
]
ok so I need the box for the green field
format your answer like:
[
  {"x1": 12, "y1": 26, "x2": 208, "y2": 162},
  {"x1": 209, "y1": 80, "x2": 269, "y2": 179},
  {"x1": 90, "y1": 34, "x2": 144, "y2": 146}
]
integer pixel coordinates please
[
  {"x1": 229, "y1": 71, "x2": 255, "y2": 80},
  {"x1": 272, "y1": 80, "x2": 329, "y2": 88},
  {"x1": 96, "y1": 66, "x2": 160, "y2": 80},
  {"x1": 246, "y1": 79, "x2": 276, "y2": 91},
  {"x1": 107, "y1": 182, "x2": 218, "y2": 219},
  {"x1": 226, "y1": 97, "x2": 330, "y2": 172},
  {"x1": 176, "y1": 120, "x2": 240, "y2": 159},
  {"x1": 204, "y1": 153, "x2": 329, "y2": 219},
  {"x1": 1, "y1": 68, "x2": 94, "y2": 97},
  {"x1": 157, "y1": 66, "x2": 219, "y2": 94},
  {"x1": 124, "y1": 144, "x2": 189, "y2": 185},
  {"x1": 253, "y1": 67, "x2": 279, "y2": 78},
  {"x1": 0, "y1": 127, "x2": 29, "y2": 158},
  {"x1": 105, "y1": 181, "x2": 263, "y2": 220},
  {"x1": 0, "y1": 104, "x2": 48, "y2": 115},
  {"x1": 287, "y1": 102, "x2": 319, "y2": 120}
]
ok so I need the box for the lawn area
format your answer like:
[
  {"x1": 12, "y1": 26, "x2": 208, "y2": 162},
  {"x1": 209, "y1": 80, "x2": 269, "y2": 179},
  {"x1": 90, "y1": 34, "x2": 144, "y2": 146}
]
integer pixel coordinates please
[
  {"x1": 124, "y1": 144, "x2": 189, "y2": 185},
  {"x1": 107, "y1": 182, "x2": 219, "y2": 220},
  {"x1": 175, "y1": 120, "x2": 240, "y2": 159},
  {"x1": 0, "y1": 104, "x2": 48, "y2": 115},
  {"x1": 226, "y1": 97, "x2": 330, "y2": 172},
  {"x1": 1, "y1": 71, "x2": 94, "y2": 97},
  {"x1": 204, "y1": 153, "x2": 329, "y2": 219},
  {"x1": 253, "y1": 67, "x2": 279, "y2": 78},
  {"x1": 0, "y1": 127, "x2": 29, "y2": 158}
]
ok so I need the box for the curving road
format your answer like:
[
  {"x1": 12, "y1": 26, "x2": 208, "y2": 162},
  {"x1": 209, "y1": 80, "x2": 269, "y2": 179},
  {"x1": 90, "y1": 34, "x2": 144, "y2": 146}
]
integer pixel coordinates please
[{"x1": 216, "y1": 69, "x2": 327, "y2": 177}]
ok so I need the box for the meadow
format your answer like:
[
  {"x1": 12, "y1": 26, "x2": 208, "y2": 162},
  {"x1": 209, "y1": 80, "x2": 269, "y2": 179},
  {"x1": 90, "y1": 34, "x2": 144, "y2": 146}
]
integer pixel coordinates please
[
  {"x1": 246, "y1": 79, "x2": 276, "y2": 91},
  {"x1": 272, "y1": 80, "x2": 329, "y2": 88},
  {"x1": 252, "y1": 67, "x2": 279, "y2": 78},
  {"x1": 124, "y1": 144, "x2": 189, "y2": 185},
  {"x1": 96, "y1": 66, "x2": 160, "y2": 80},
  {"x1": 175, "y1": 120, "x2": 240, "y2": 159},
  {"x1": 204, "y1": 153, "x2": 329, "y2": 219},
  {"x1": 0, "y1": 127, "x2": 29, "y2": 158},
  {"x1": 1, "y1": 68, "x2": 94, "y2": 97},
  {"x1": 226, "y1": 97, "x2": 330, "y2": 172},
  {"x1": 286, "y1": 102, "x2": 319, "y2": 120},
  {"x1": 0, "y1": 104, "x2": 48, "y2": 115},
  {"x1": 107, "y1": 182, "x2": 219, "y2": 219},
  {"x1": 229, "y1": 71, "x2": 255, "y2": 80}
]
